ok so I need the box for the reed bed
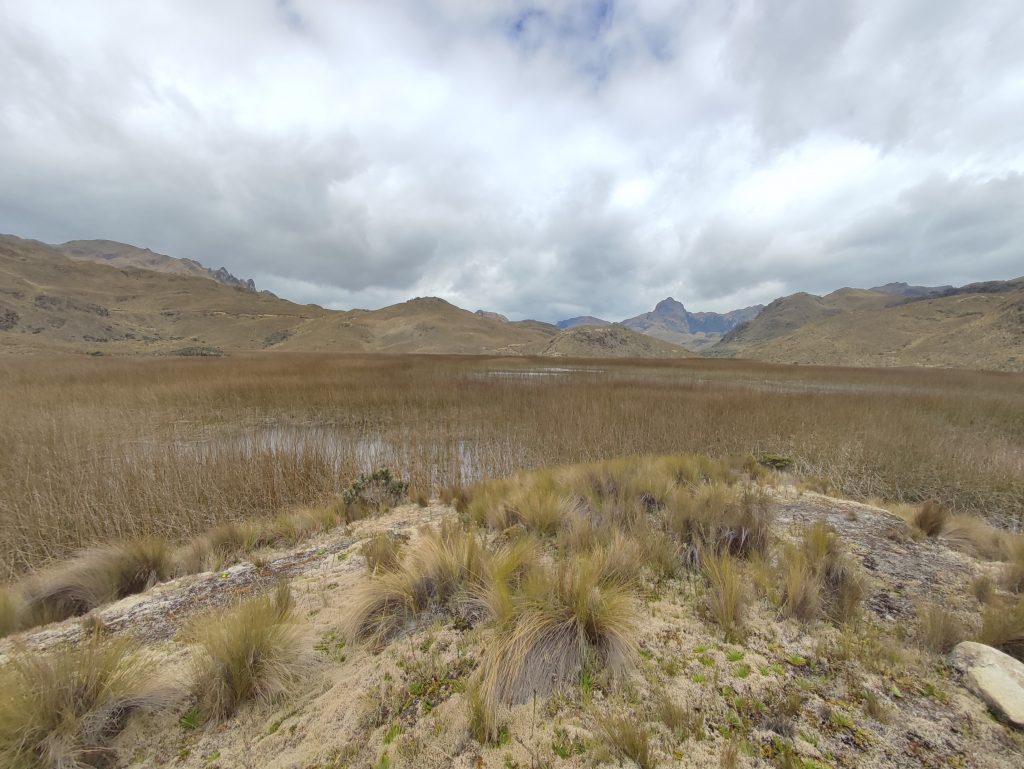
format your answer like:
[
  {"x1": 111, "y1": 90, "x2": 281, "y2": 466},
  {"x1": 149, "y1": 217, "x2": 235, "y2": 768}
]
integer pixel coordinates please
[{"x1": 1, "y1": 352, "x2": 1021, "y2": 578}]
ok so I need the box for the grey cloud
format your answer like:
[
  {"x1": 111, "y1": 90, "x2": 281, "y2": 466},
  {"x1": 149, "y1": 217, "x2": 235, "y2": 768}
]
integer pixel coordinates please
[{"x1": 0, "y1": 1, "x2": 1022, "y2": 323}]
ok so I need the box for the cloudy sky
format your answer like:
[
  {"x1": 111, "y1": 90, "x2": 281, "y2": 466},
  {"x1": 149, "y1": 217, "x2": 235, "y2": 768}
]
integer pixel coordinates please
[{"x1": 1, "y1": 1, "x2": 1022, "y2": 321}]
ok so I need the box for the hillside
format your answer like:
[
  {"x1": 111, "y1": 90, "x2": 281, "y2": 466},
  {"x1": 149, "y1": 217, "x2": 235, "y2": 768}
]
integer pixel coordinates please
[
  {"x1": 0, "y1": 236, "x2": 560, "y2": 357},
  {"x1": 2, "y1": 457, "x2": 1023, "y2": 768},
  {"x1": 58, "y1": 239, "x2": 257, "y2": 292},
  {"x1": 712, "y1": 283, "x2": 1024, "y2": 371},
  {"x1": 622, "y1": 297, "x2": 762, "y2": 350},
  {"x1": 556, "y1": 315, "x2": 611, "y2": 330},
  {"x1": 541, "y1": 323, "x2": 695, "y2": 358}
]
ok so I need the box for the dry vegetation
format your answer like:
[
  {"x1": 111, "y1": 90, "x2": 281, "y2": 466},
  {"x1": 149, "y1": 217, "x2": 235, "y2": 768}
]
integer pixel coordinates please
[
  {"x1": 2, "y1": 453, "x2": 1024, "y2": 767},
  {"x1": 1, "y1": 353, "x2": 1021, "y2": 581}
]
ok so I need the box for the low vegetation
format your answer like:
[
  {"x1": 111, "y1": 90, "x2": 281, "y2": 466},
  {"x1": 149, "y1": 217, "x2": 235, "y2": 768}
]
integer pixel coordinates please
[
  {"x1": 187, "y1": 582, "x2": 308, "y2": 720},
  {"x1": 1, "y1": 354, "x2": 1022, "y2": 579},
  {"x1": 0, "y1": 636, "x2": 177, "y2": 769},
  {"x1": 3, "y1": 450, "x2": 1024, "y2": 767}
]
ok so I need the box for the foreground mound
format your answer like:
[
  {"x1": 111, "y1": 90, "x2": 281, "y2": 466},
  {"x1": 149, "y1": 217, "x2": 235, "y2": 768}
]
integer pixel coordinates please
[{"x1": 2, "y1": 455, "x2": 1023, "y2": 768}]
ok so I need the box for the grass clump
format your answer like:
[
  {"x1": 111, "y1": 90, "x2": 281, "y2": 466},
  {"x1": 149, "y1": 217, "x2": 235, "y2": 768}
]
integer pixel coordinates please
[
  {"x1": 977, "y1": 596, "x2": 1024, "y2": 661},
  {"x1": 360, "y1": 533, "x2": 405, "y2": 574},
  {"x1": 477, "y1": 552, "x2": 638, "y2": 737},
  {"x1": 781, "y1": 522, "x2": 864, "y2": 625},
  {"x1": 657, "y1": 692, "x2": 704, "y2": 742},
  {"x1": 597, "y1": 713, "x2": 656, "y2": 769},
  {"x1": 1, "y1": 587, "x2": 26, "y2": 638},
  {"x1": 188, "y1": 582, "x2": 307, "y2": 720},
  {"x1": 342, "y1": 522, "x2": 491, "y2": 648},
  {"x1": 0, "y1": 636, "x2": 177, "y2": 769},
  {"x1": 702, "y1": 552, "x2": 746, "y2": 640},
  {"x1": 912, "y1": 501, "x2": 949, "y2": 538},
  {"x1": 22, "y1": 539, "x2": 174, "y2": 626},
  {"x1": 916, "y1": 603, "x2": 966, "y2": 654}
]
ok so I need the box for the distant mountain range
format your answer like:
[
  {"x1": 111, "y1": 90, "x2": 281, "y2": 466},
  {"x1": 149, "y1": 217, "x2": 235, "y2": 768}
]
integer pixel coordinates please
[
  {"x1": 556, "y1": 298, "x2": 763, "y2": 350},
  {"x1": 1, "y1": 234, "x2": 1021, "y2": 370}
]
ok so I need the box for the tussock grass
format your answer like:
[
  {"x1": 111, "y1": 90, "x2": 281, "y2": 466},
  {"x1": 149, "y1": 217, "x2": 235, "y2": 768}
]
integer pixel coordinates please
[
  {"x1": 188, "y1": 582, "x2": 307, "y2": 720},
  {"x1": 657, "y1": 692, "x2": 704, "y2": 742},
  {"x1": 360, "y1": 533, "x2": 404, "y2": 574},
  {"x1": 977, "y1": 597, "x2": 1024, "y2": 661},
  {"x1": 971, "y1": 575, "x2": 996, "y2": 604},
  {"x1": 780, "y1": 557, "x2": 821, "y2": 622},
  {"x1": 21, "y1": 539, "x2": 174, "y2": 627},
  {"x1": 0, "y1": 586, "x2": 25, "y2": 638},
  {"x1": 342, "y1": 523, "x2": 490, "y2": 647},
  {"x1": 943, "y1": 514, "x2": 1021, "y2": 562},
  {"x1": 477, "y1": 553, "x2": 637, "y2": 731},
  {"x1": 1005, "y1": 544, "x2": 1024, "y2": 594},
  {"x1": 781, "y1": 522, "x2": 864, "y2": 625},
  {"x1": 597, "y1": 713, "x2": 656, "y2": 769},
  {"x1": 0, "y1": 636, "x2": 178, "y2": 769},
  {"x1": 916, "y1": 603, "x2": 966, "y2": 654},
  {"x1": 912, "y1": 501, "x2": 949, "y2": 537},
  {"x1": 702, "y1": 552, "x2": 746, "y2": 639}
]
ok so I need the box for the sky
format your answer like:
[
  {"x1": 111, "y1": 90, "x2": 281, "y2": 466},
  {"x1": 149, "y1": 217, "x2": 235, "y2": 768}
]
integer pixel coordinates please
[{"x1": 1, "y1": 1, "x2": 1022, "y2": 322}]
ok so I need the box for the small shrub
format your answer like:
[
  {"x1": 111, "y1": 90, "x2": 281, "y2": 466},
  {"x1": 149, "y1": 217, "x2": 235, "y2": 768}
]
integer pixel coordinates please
[
  {"x1": 916, "y1": 603, "x2": 966, "y2": 654},
  {"x1": 759, "y1": 454, "x2": 793, "y2": 471},
  {"x1": 912, "y1": 501, "x2": 949, "y2": 538},
  {"x1": 0, "y1": 636, "x2": 178, "y2": 769},
  {"x1": 342, "y1": 469, "x2": 408, "y2": 512},
  {"x1": 188, "y1": 582, "x2": 308, "y2": 719},
  {"x1": 597, "y1": 713, "x2": 656, "y2": 769},
  {"x1": 702, "y1": 552, "x2": 746, "y2": 640}
]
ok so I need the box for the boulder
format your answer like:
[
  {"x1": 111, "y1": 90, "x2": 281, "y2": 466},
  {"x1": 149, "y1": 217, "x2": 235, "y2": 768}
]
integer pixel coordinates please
[{"x1": 952, "y1": 641, "x2": 1024, "y2": 729}]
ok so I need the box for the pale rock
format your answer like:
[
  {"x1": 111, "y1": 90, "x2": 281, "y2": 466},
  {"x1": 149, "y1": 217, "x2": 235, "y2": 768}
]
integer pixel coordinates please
[{"x1": 952, "y1": 641, "x2": 1024, "y2": 729}]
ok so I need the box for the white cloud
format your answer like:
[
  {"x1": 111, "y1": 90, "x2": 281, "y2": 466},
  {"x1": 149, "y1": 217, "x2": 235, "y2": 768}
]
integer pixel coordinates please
[{"x1": 0, "y1": 0, "x2": 1022, "y2": 322}]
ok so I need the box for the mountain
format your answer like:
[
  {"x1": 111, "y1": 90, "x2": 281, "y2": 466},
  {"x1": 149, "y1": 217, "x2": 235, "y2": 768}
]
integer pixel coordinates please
[
  {"x1": 870, "y1": 281, "x2": 952, "y2": 297},
  {"x1": 541, "y1": 324, "x2": 695, "y2": 358},
  {"x1": 0, "y1": 236, "x2": 585, "y2": 357},
  {"x1": 711, "y1": 282, "x2": 1024, "y2": 371},
  {"x1": 57, "y1": 239, "x2": 258, "y2": 292},
  {"x1": 555, "y1": 315, "x2": 610, "y2": 330},
  {"x1": 620, "y1": 297, "x2": 763, "y2": 351}
]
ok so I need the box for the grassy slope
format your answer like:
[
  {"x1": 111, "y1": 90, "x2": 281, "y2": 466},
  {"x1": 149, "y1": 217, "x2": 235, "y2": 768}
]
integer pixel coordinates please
[
  {"x1": 0, "y1": 236, "x2": 553, "y2": 356},
  {"x1": 713, "y1": 286, "x2": 1024, "y2": 371},
  {"x1": 542, "y1": 324, "x2": 695, "y2": 358}
]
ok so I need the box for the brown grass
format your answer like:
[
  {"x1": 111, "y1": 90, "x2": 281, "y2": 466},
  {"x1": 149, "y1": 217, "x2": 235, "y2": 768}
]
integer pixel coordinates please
[
  {"x1": 702, "y1": 552, "x2": 746, "y2": 639},
  {"x1": 1, "y1": 353, "x2": 1022, "y2": 580},
  {"x1": 187, "y1": 582, "x2": 308, "y2": 720},
  {"x1": 781, "y1": 522, "x2": 864, "y2": 625},
  {"x1": 916, "y1": 603, "x2": 967, "y2": 654},
  {"x1": 597, "y1": 713, "x2": 656, "y2": 769},
  {"x1": 977, "y1": 596, "x2": 1024, "y2": 661},
  {"x1": 912, "y1": 501, "x2": 950, "y2": 537},
  {"x1": 0, "y1": 636, "x2": 179, "y2": 768}
]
